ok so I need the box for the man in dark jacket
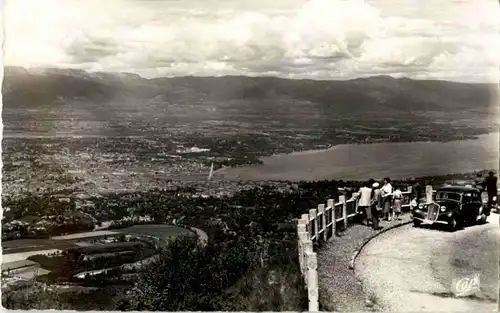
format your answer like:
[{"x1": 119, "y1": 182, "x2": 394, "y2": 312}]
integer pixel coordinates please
[
  {"x1": 484, "y1": 171, "x2": 498, "y2": 215},
  {"x1": 370, "y1": 182, "x2": 382, "y2": 230},
  {"x1": 412, "y1": 181, "x2": 422, "y2": 202}
]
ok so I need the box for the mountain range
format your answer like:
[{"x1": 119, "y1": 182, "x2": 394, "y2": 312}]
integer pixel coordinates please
[
  {"x1": 3, "y1": 66, "x2": 496, "y2": 112},
  {"x1": 2, "y1": 66, "x2": 498, "y2": 140}
]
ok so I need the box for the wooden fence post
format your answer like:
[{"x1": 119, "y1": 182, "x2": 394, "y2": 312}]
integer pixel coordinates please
[
  {"x1": 304, "y1": 243, "x2": 319, "y2": 312},
  {"x1": 301, "y1": 213, "x2": 309, "y2": 236},
  {"x1": 297, "y1": 220, "x2": 308, "y2": 276},
  {"x1": 318, "y1": 204, "x2": 326, "y2": 241},
  {"x1": 303, "y1": 240, "x2": 313, "y2": 284},
  {"x1": 407, "y1": 186, "x2": 413, "y2": 210},
  {"x1": 426, "y1": 185, "x2": 433, "y2": 203},
  {"x1": 327, "y1": 199, "x2": 335, "y2": 240},
  {"x1": 339, "y1": 195, "x2": 347, "y2": 229},
  {"x1": 309, "y1": 208, "x2": 318, "y2": 241},
  {"x1": 297, "y1": 221, "x2": 307, "y2": 235},
  {"x1": 352, "y1": 192, "x2": 359, "y2": 214}
]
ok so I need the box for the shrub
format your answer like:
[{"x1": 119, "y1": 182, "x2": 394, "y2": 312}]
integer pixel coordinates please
[
  {"x1": 220, "y1": 264, "x2": 308, "y2": 311},
  {"x1": 117, "y1": 234, "x2": 263, "y2": 311},
  {"x1": 2, "y1": 280, "x2": 122, "y2": 310}
]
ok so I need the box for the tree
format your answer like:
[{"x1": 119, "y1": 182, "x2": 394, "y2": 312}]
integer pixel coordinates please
[{"x1": 118, "y1": 235, "x2": 259, "y2": 311}]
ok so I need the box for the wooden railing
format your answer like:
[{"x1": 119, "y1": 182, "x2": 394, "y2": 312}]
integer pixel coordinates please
[{"x1": 296, "y1": 185, "x2": 435, "y2": 311}]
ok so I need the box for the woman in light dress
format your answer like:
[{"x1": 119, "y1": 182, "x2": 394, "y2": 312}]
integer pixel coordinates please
[
  {"x1": 356, "y1": 181, "x2": 373, "y2": 226},
  {"x1": 392, "y1": 187, "x2": 403, "y2": 220}
]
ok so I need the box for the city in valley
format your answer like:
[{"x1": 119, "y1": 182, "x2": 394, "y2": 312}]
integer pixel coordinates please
[{"x1": 2, "y1": 0, "x2": 499, "y2": 311}]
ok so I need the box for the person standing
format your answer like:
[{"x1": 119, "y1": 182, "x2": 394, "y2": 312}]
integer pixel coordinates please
[
  {"x1": 485, "y1": 171, "x2": 498, "y2": 215},
  {"x1": 371, "y1": 182, "x2": 382, "y2": 229},
  {"x1": 474, "y1": 173, "x2": 484, "y2": 192},
  {"x1": 474, "y1": 173, "x2": 486, "y2": 203},
  {"x1": 412, "y1": 181, "x2": 422, "y2": 203},
  {"x1": 357, "y1": 181, "x2": 373, "y2": 226},
  {"x1": 381, "y1": 177, "x2": 393, "y2": 221},
  {"x1": 368, "y1": 178, "x2": 375, "y2": 187},
  {"x1": 393, "y1": 188, "x2": 403, "y2": 220}
]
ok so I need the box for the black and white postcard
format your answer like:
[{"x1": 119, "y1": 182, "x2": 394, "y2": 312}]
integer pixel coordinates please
[{"x1": 1, "y1": 0, "x2": 499, "y2": 311}]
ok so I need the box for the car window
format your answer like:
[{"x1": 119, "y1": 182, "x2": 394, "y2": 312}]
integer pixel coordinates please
[
  {"x1": 436, "y1": 191, "x2": 461, "y2": 201},
  {"x1": 472, "y1": 193, "x2": 482, "y2": 203},
  {"x1": 462, "y1": 194, "x2": 472, "y2": 204}
]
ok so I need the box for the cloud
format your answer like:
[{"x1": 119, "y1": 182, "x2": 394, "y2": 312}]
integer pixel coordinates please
[{"x1": 3, "y1": 0, "x2": 500, "y2": 82}]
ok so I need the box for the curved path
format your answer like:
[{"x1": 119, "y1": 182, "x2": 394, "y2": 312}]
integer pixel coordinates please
[
  {"x1": 190, "y1": 227, "x2": 208, "y2": 247},
  {"x1": 355, "y1": 213, "x2": 499, "y2": 312}
]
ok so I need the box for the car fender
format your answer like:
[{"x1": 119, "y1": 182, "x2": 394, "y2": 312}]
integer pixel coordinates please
[{"x1": 446, "y1": 208, "x2": 464, "y2": 219}]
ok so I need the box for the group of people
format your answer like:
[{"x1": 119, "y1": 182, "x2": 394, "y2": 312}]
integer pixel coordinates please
[
  {"x1": 354, "y1": 171, "x2": 499, "y2": 230},
  {"x1": 355, "y1": 177, "x2": 402, "y2": 230}
]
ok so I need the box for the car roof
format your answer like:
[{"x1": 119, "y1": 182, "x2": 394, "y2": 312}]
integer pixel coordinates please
[{"x1": 437, "y1": 186, "x2": 479, "y2": 193}]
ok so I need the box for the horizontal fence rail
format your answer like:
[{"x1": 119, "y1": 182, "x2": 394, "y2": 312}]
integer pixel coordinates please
[{"x1": 297, "y1": 185, "x2": 436, "y2": 311}]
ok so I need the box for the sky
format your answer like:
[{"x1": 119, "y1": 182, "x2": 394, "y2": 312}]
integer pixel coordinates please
[{"x1": 2, "y1": 0, "x2": 500, "y2": 82}]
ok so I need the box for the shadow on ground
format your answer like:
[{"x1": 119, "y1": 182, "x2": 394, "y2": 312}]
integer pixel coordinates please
[
  {"x1": 409, "y1": 289, "x2": 497, "y2": 303},
  {"x1": 413, "y1": 220, "x2": 490, "y2": 233}
]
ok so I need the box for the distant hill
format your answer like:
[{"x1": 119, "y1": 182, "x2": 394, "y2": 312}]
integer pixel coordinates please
[{"x1": 3, "y1": 66, "x2": 496, "y2": 113}]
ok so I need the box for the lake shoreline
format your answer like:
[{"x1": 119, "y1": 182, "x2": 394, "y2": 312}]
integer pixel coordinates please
[{"x1": 214, "y1": 132, "x2": 499, "y2": 182}]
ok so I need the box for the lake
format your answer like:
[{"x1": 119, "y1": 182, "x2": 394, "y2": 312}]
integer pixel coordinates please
[{"x1": 214, "y1": 132, "x2": 499, "y2": 181}]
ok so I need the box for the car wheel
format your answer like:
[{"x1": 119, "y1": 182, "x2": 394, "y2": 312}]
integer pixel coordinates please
[
  {"x1": 466, "y1": 215, "x2": 476, "y2": 226},
  {"x1": 413, "y1": 219, "x2": 422, "y2": 227},
  {"x1": 448, "y1": 216, "x2": 459, "y2": 232}
]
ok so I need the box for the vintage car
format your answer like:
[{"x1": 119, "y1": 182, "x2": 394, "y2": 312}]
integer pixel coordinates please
[{"x1": 412, "y1": 186, "x2": 487, "y2": 231}]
